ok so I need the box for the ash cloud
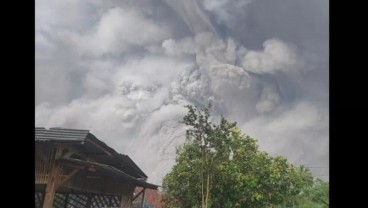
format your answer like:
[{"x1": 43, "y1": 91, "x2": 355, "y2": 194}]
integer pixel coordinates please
[{"x1": 36, "y1": 0, "x2": 329, "y2": 183}]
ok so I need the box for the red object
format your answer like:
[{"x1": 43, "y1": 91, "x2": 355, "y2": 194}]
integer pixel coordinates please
[{"x1": 134, "y1": 187, "x2": 162, "y2": 208}]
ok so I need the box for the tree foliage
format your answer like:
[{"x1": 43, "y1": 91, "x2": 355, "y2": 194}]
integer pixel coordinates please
[
  {"x1": 162, "y1": 104, "x2": 315, "y2": 208},
  {"x1": 276, "y1": 178, "x2": 329, "y2": 208}
]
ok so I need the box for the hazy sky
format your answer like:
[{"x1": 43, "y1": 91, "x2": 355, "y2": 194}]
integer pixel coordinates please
[{"x1": 36, "y1": 0, "x2": 329, "y2": 184}]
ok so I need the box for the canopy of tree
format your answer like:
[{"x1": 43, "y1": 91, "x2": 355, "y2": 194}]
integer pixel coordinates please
[
  {"x1": 162, "y1": 104, "x2": 328, "y2": 208},
  {"x1": 275, "y1": 178, "x2": 329, "y2": 208}
]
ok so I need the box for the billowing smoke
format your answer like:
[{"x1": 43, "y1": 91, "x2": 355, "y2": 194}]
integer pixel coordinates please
[{"x1": 36, "y1": 0, "x2": 329, "y2": 183}]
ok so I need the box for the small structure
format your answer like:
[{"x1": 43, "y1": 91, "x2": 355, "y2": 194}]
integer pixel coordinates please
[{"x1": 35, "y1": 127, "x2": 158, "y2": 208}]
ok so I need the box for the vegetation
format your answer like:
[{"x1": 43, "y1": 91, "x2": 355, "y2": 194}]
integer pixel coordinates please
[
  {"x1": 275, "y1": 178, "x2": 329, "y2": 208},
  {"x1": 162, "y1": 103, "x2": 328, "y2": 208}
]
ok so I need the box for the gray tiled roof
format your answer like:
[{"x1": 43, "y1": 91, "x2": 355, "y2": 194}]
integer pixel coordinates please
[{"x1": 35, "y1": 127, "x2": 89, "y2": 142}]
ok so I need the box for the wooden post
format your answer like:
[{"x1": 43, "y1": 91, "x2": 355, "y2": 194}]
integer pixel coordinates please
[
  {"x1": 42, "y1": 146, "x2": 63, "y2": 208},
  {"x1": 120, "y1": 185, "x2": 135, "y2": 208},
  {"x1": 140, "y1": 188, "x2": 146, "y2": 208},
  {"x1": 42, "y1": 161, "x2": 61, "y2": 208},
  {"x1": 120, "y1": 194, "x2": 131, "y2": 208}
]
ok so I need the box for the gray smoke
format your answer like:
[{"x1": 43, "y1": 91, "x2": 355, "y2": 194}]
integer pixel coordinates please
[{"x1": 36, "y1": 0, "x2": 329, "y2": 183}]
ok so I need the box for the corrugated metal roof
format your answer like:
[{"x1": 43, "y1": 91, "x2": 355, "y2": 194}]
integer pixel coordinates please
[{"x1": 35, "y1": 127, "x2": 89, "y2": 142}]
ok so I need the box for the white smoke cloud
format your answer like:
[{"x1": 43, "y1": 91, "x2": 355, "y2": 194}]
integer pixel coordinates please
[
  {"x1": 35, "y1": 0, "x2": 105, "y2": 30},
  {"x1": 193, "y1": 32, "x2": 252, "y2": 93},
  {"x1": 256, "y1": 85, "x2": 281, "y2": 113},
  {"x1": 162, "y1": 37, "x2": 196, "y2": 57},
  {"x1": 170, "y1": 67, "x2": 212, "y2": 105},
  {"x1": 202, "y1": 0, "x2": 255, "y2": 27},
  {"x1": 163, "y1": 0, "x2": 217, "y2": 34},
  {"x1": 36, "y1": 0, "x2": 329, "y2": 184},
  {"x1": 241, "y1": 38, "x2": 298, "y2": 74},
  {"x1": 63, "y1": 7, "x2": 172, "y2": 58},
  {"x1": 92, "y1": 7, "x2": 170, "y2": 55},
  {"x1": 241, "y1": 101, "x2": 329, "y2": 180}
]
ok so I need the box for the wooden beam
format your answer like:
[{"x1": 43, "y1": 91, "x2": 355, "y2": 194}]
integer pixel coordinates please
[
  {"x1": 86, "y1": 139, "x2": 114, "y2": 157},
  {"x1": 56, "y1": 168, "x2": 80, "y2": 189},
  {"x1": 37, "y1": 150, "x2": 49, "y2": 163},
  {"x1": 61, "y1": 146, "x2": 98, "y2": 165},
  {"x1": 132, "y1": 188, "x2": 144, "y2": 201},
  {"x1": 42, "y1": 146, "x2": 63, "y2": 208},
  {"x1": 60, "y1": 160, "x2": 97, "y2": 173},
  {"x1": 55, "y1": 145, "x2": 64, "y2": 159},
  {"x1": 120, "y1": 186, "x2": 135, "y2": 208},
  {"x1": 42, "y1": 161, "x2": 61, "y2": 208},
  {"x1": 60, "y1": 162, "x2": 85, "y2": 170},
  {"x1": 141, "y1": 188, "x2": 146, "y2": 208},
  {"x1": 62, "y1": 146, "x2": 90, "y2": 160}
]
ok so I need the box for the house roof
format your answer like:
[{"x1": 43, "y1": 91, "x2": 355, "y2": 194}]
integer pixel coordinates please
[
  {"x1": 35, "y1": 127, "x2": 157, "y2": 188},
  {"x1": 35, "y1": 127, "x2": 89, "y2": 142},
  {"x1": 60, "y1": 157, "x2": 158, "y2": 190}
]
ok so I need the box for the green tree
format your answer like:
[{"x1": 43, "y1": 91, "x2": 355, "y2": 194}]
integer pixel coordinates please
[
  {"x1": 307, "y1": 179, "x2": 329, "y2": 206},
  {"x1": 277, "y1": 178, "x2": 329, "y2": 208},
  {"x1": 162, "y1": 104, "x2": 314, "y2": 208}
]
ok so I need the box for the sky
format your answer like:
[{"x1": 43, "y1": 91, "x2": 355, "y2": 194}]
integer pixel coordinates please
[{"x1": 36, "y1": 0, "x2": 329, "y2": 184}]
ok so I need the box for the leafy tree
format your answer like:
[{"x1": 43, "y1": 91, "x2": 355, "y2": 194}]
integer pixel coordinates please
[
  {"x1": 162, "y1": 104, "x2": 314, "y2": 208},
  {"x1": 277, "y1": 178, "x2": 329, "y2": 208},
  {"x1": 307, "y1": 179, "x2": 329, "y2": 206}
]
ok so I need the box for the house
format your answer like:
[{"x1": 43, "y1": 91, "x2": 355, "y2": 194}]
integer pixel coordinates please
[{"x1": 35, "y1": 127, "x2": 158, "y2": 208}]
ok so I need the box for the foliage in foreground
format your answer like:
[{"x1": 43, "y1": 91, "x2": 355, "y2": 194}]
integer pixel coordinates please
[
  {"x1": 162, "y1": 104, "x2": 320, "y2": 208},
  {"x1": 275, "y1": 178, "x2": 329, "y2": 208}
]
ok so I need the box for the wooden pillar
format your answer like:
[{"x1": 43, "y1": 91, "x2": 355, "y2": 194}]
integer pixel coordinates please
[
  {"x1": 140, "y1": 188, "x2": 146, "y2": 208},
  {"x1": 42, "y1": 161, "x2": 61, "y2": 208},
  {"x1": 42, "y1": 146, "x2": 63, "y2": 208},
  {"x1": 120, "y1": 194, "x2": 132, "y2": 208},
  {"x1": 120, "y1": 185, "x2": 135, "y2": 208}
]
